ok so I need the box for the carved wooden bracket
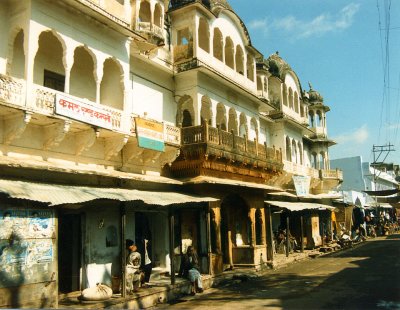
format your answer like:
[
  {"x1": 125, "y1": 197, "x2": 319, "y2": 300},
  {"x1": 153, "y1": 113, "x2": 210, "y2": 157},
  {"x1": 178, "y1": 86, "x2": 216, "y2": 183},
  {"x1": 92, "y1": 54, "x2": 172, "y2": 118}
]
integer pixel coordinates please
[
  {"x1": 75, "y1": 128, "x2": 97, "y2": 156},
  {"x1": 4, "y1": 111, "x2": 32, "y2": 145},
  {"x1": 43, "y1": 120, "x2": 71, "y2": 150},
  {"x1": 105, "y1": 135, "x2": 129, "y2": 160},
  {"x1": 141, "y1": 149, "x2": 162, "y2": 165}
]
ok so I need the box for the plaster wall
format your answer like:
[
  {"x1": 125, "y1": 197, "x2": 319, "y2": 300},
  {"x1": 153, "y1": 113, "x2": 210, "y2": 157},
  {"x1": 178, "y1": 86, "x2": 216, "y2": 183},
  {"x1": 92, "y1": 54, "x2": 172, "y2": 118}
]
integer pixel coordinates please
[
  {"x1": 130, "y1": 58, "x2": 175, "y2": 123},
  {"x1": 330, "y1": 156, "x2": 365, "y2": 191},
  {"x1": 0, "y1": 3, "x2": 9, "y2": 73}
]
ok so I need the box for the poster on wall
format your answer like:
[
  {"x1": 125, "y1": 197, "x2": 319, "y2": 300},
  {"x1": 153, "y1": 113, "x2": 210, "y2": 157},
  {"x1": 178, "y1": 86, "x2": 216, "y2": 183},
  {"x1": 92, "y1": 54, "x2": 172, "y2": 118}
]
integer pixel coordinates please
[
  {"x1": 292, "y1": 175, "x2": 311, "y2": 197},
  {"x1": 0, "y1": 209, "x2": 27, "y2": 240},
  {"x1": 28, "y1": 210, "x2": 55, "y2": 238}
]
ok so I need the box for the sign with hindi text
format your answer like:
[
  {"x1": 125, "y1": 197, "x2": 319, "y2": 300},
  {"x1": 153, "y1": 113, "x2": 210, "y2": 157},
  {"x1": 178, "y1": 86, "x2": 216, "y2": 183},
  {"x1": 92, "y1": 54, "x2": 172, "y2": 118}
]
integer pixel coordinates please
[
  {"x1": 55, "y1": 94, "x2": 113, "y2": 129},
  {"x1": 134, "y1": 117, "x2": 165, "y2": 152}
]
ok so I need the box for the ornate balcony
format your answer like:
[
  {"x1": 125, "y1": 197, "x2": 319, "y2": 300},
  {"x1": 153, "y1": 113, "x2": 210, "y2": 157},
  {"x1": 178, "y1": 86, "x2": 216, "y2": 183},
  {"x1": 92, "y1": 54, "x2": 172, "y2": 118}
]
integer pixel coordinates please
[
  {"x1": 169, "y1": 123, "x2": 283, "y2": 182},
  {"x1": 135, "y1": 22, "x2": 164, "y2": 43}
]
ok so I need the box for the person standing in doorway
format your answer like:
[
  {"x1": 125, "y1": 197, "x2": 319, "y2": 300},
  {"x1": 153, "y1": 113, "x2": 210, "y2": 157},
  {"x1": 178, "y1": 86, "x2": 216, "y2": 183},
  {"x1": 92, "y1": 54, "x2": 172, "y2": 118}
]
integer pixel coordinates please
[
  {"x1": 179, "y1": 245, "x2": 203, "y2": 295},
  {"x1": 125, "y1": 239, "x2": 142, "y2": 293},
  {"x1": 139, "y1": 237, "x2": 152, "y2": 287}
]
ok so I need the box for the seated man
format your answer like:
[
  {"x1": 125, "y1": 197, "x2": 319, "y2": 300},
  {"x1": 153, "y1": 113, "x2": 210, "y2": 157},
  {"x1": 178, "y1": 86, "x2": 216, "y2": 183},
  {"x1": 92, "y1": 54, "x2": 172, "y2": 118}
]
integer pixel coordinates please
[
  {"x1": 125, "y1": 239, "x2": 143, "y2": 293},
  {"x1": 178, "y1": 246, "x2": 203, "y2": 295}
]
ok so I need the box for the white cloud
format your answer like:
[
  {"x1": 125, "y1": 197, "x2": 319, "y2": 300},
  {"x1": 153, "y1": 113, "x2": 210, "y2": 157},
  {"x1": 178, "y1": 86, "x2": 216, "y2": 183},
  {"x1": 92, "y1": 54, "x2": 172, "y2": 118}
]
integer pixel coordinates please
[
  {"x1": 333, "y1": 124, "x2": 369, "y2": 144},
  {"x1": 248, "y1": 18, "x2": 268, "y2": 30},
  {"x1": 252, "y1": 3, "x2": 360, "y2": 40}
]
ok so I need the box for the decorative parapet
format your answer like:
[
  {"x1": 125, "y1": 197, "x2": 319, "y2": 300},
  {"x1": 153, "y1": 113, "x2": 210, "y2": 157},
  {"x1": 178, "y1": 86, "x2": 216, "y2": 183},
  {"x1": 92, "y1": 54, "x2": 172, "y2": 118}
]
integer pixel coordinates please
[
  {"x1": 0, "y1": 74, "x2": 25, "y2": 107},
  {"x1": 283, "y1": 160, "x2": 319, "y2": 179},
  {"x1": 77, "y1": 0, "x2": 130, "y2": 28}
]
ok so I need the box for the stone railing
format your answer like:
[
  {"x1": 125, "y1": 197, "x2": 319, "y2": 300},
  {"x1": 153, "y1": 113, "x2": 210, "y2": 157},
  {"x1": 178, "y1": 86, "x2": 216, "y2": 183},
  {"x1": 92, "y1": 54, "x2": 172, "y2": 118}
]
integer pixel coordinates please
[
  {"x1": 136, "y1": 22, "x2": 164, "y2": 39},
  {"x1": 283, "y1": 160, "x2": 319, "y2": 178},
  {"x1": 181, "y1": 123, "x2": 282, "y2": 164},
  {"x1": 31, "y1": 84, "x2": 58, "y2": 115},
  {"x1": 0, "y1": 74, "x2": 25, "y2": 107}
]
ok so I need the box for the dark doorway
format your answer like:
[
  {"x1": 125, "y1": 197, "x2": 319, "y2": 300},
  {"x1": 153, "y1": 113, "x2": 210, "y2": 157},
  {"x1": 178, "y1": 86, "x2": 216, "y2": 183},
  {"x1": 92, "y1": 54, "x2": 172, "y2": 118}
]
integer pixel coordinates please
[{"x1": 58, "y1": 213, "x2": 81, "y2": 293}]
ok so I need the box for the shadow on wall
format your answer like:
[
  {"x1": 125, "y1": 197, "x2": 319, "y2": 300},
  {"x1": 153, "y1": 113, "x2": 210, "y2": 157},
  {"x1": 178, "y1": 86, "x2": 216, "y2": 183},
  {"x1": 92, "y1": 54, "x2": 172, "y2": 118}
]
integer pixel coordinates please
[{"x1": 0, "y1": 232, "x2": 25, "y2": 308}]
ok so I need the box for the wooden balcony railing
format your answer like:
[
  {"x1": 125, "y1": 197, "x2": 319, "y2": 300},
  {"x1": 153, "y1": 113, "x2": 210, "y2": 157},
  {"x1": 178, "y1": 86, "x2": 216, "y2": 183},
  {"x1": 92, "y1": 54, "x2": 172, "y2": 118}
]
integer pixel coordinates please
[{"x1": 181, "y1": 123, "x2": 282, "y2": 164}]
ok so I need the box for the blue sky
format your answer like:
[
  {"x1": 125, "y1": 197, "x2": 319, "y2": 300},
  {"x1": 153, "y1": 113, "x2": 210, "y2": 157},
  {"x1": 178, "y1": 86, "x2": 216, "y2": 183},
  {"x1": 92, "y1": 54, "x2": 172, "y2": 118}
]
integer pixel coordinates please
[{"x1": 228, "y1": 0, "x2": 400, "y2": 164}]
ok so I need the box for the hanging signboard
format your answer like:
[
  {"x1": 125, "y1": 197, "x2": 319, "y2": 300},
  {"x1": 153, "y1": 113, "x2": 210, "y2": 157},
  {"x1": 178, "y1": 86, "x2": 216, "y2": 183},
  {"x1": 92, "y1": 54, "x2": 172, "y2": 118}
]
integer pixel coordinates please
[
  {"x1": 292, "y1": 175, "x2": 311, "y2": 197},
  {"x1": 134, "y1": 117, "x2": 165, "y2": 152},
  {"x1": 55, "y1": 94, "x2": 113, "y2": 129}
]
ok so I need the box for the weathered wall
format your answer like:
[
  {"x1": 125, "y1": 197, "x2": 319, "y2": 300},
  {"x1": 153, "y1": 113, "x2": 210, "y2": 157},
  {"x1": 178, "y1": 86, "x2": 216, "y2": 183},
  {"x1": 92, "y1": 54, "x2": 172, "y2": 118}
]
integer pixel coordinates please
[{"x1": 0, "y1": 204, "x2": 57, "y2": 308}]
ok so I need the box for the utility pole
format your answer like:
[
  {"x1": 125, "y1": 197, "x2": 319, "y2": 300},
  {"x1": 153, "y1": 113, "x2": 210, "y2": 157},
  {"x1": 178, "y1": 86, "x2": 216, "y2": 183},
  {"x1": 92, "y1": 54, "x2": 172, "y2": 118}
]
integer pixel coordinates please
[{"x1": 371, "y1": 144, "x2": 395, "y2": 215}]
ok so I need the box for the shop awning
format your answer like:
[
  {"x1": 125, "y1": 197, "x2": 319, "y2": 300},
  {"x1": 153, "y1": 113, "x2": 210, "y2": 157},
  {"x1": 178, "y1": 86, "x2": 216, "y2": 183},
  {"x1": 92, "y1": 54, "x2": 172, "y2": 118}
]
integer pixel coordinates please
[
  {"x1": 363, "y1": 189, "x2": 399, "y2": 196},
  {"x1": 0, "y1": 179, "x2": 218, "y2": 207},
  {"x1": 265, "y1": 200, "x2": 338, "y2": 212},
  {"x1": 268, "y1": 191, "x2": 342, "y2": 199},
  {"x1": 182, "y1": 176, "x2": 281, "y2": 191}
]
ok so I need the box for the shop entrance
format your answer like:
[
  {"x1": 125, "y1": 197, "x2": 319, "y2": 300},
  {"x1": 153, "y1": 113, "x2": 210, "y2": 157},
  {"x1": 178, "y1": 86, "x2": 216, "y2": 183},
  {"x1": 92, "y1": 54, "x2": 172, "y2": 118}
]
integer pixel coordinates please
[
  {"x1": 58, "y1": 213, "x2": 82, "y2": 293},
  {"x1": 220, "y1": 194, "x2": 250, "y2": 266}
]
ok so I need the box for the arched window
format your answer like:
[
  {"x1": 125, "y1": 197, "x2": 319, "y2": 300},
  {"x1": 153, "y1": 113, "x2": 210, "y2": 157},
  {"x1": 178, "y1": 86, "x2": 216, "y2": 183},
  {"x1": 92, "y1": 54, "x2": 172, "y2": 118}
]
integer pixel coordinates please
[
  {"x1": 139, "y1": 1, "x2": 151, "y2": 23},
  {"x1": 250, "y1": 117, "x2": 258, "y2": 141},
  {"x1": 34, "y1": 31, "x2": 65, "y2": 91},
  {"x1": 298, "y1": 142, "x2": 303, "y2": 165},
  {"x1": 228, "y1": 108, "x2": 238, "y2": 135},
  {"x1": 288, "y1": 88, "x2": 294, "y2": 109},
  {"x1": 177, "y1": 95, "x2": 194, "y2": 127},
  {"x1": 213, "y1": 28, "x2": 223, "y2": 61},
  {"x1": 235, "y1": 45, "x2": 244, "y2": 75},
  {"x1": 70, "y1": 46, "x2": 96, "y2": 102},
  {"x1": 247, "y1": 54, "x2": 254, "y2": 81},
  {"x1": 285, "y1": 136, "x2": 291, "y2": 161},
  {"x1": 311, "y1": 152, "x2": 318, "y2": 169},
  {"x1": 283, "y1": 86, "x2": 288, "y2": 106},
  {"x1": 200, "y1": 95, "x2": 212, "y2": 125},
  {"x1": 10, "y1": 29, "x2": 25, "y2": 79},
  {"x1": 316, "y1": 111, "x2": 322, "y2": 127},
  {"x1": 239, "y1": 113, "x2": 247, "y2": 137},
  {"x1": 182, "y1": 109, "x2": 192, "y2": 127},
  {"x1": 224, "y1": 37, "x2": 234, "y2": 69},
  {"x1": 319, "y1": 152, "x2": 325, "y2": 169},
  {"x1": 154, "y1": 3, "x2": 162, "y2": 27},
  {"x1": 216, "y1": 103, "x2": 227, "y2": 130},
  {"x1": 100, "y1": 58, "x2": 124, "y2": 110},
  {"x1": 309, "y1": 111, "x2": 315, "y2": 127},
  {"x1": 291, "y1": 139, "x2": 297, "y2": 163},
  {"x1": 294, "y1": 92, "x2": 299, "y2": 113},
  {"x1": 198, "y1": 17, "x2": 210, "y2": 53}
]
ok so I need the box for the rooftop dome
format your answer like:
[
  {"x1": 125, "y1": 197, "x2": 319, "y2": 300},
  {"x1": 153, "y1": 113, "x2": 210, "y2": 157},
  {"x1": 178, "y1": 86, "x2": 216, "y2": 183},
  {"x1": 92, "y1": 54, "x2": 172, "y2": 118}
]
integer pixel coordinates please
[
  {"x1": 266, "y1": 52, "x2": 292, "y2": 80},
  {"x1": 307, "y1": 82, "x2": 324, "y2": 104},
  {"x1": 169, "y1": 0, "x2": 232, "y2": 11},
  {"x1": 210, "y1": 0, "x2": 232, "y2": 10}
]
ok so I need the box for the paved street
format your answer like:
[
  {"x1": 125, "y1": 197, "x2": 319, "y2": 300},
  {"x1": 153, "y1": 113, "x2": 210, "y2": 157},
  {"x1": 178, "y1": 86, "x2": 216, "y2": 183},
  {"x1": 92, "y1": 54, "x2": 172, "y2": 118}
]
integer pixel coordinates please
[{"x1": 158, "y1": 235, "x2": 400, "y2": 310}]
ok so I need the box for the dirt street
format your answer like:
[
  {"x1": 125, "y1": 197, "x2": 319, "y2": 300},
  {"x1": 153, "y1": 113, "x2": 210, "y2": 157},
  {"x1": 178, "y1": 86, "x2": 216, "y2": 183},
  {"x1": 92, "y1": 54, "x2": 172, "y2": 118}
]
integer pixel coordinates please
[{"x1": 157, "y1": 234, "x2": 400, "y2": 310}]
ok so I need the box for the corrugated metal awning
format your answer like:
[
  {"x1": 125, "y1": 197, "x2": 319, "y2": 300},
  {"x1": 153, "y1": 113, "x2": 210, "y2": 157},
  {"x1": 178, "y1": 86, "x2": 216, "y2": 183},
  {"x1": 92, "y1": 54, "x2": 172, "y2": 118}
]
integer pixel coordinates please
[
  {"x1": 265, "y1": 200, "x2": 338, "y2": 212},
  {"x1": 268, "y1": 191, "x2": 342, "y2": 199},
  {"x1": 0, "y1": 179, "x2": 218, "y2": 207},
  {"x1": 182, "y1": 176, "x2": 281, "y2": 191}
]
